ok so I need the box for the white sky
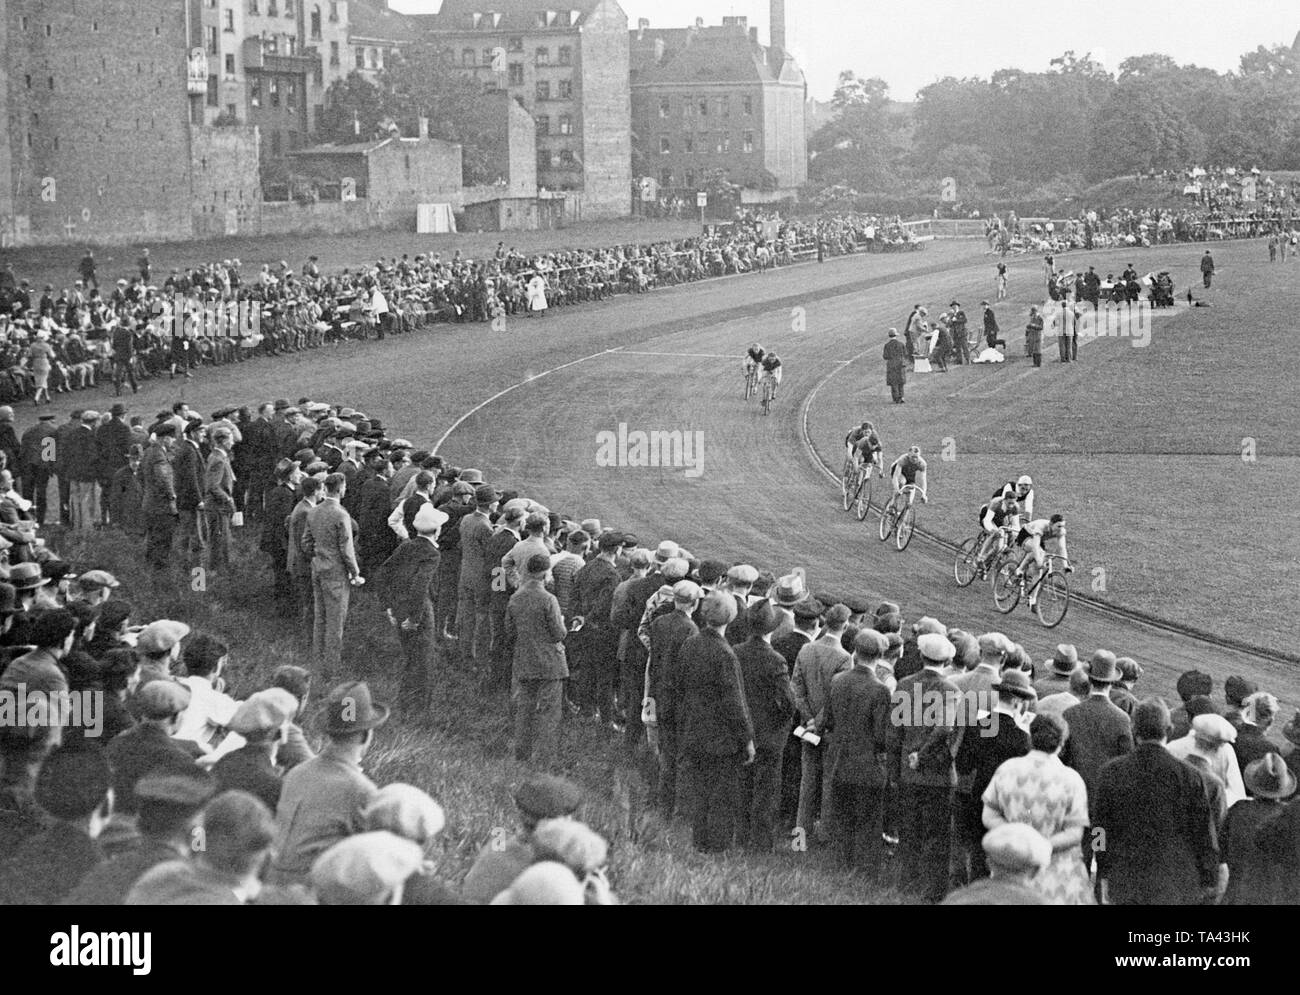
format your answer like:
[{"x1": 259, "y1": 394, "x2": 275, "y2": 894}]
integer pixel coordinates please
[{"x1": 389, "y1": 0, "x2": 1298, "y2": 102}]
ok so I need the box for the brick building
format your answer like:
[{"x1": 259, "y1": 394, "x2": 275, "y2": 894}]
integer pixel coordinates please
[
  {"x1": 417, "y1": 0, "x2": 631, "y2": 219},
  {"x1": 348, "y1": 0, "x2": 417, "y2": 81},
  {"x1": 1, "y1": 1, "x2": 197, "y2": 245},
  {"x1": 629, "y1": 3, "x2": 806, "y2": 201}
]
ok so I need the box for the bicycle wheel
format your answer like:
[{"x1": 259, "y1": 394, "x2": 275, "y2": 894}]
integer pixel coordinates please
[
  {"x1": 854, "y1": 471, "x2": 873, "y2": 521},
  {"x1": 761, "y1": 381, "x2": 772, "y2": 416},
  {"x1": 744, "y1": 370, "x2": 756, "y2": 401},
  {"x1": 896, "y1": 505, "x2": 916, "y2": 551},
  {"x1": 878, "y1": 502, "x2": 897, "y2": 542},
  {"x1": 992, "y1": 562, "x2": 1022, "y2": 614},
  {"x1": 953, "y1": 535, "x2": 981, "y2": 587},
  {"x1": 841, "y1": 459, "x2": 855, "y2": 511},
  {"x1": 1035, "y1": 571, "x2": 1071, "y2": 628}
]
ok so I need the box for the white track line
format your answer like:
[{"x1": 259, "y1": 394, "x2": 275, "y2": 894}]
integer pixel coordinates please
[
  {"x1": 431, "y1": 346, "x2": 625, "y2": 455},
  {"x1": 617, "y1": 351, "x2": 746, "y2": 359}
]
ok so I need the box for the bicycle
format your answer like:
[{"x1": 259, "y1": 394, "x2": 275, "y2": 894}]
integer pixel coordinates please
[
  {"x1": 878, "y1": 483, "x2": 923, "y2": 551},
  {"x1": 743, "y1": 364, "x2": 758, "y2": 401},
  {"x1": 760, "y1": 375, "x2": 774, "y2": 416},
  {"x1": 953, "y1": 527, "x2": 1014, "y2": 587},
  {"x1": 992, "y1": 553, "x2": 1072, "y2": 627},
  {"x1": 840, "y1": 455, "x2": 874, "y2": 521}
]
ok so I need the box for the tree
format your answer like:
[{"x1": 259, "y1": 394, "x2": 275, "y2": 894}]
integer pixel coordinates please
[
  {"x1": 1118, "y1": 53, "x2": 1180, "y2": 80},
  {"x1": 1086, "y1": 78, "x2": 1205, "y2": 180},
  {"x1": 316, "y1": 72, "x2": 393, "y2": 144},
  {"x1": 808, "y1": 69, "x2": 905, "y2": 194}
]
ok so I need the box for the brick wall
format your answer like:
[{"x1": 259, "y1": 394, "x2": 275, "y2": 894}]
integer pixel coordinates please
[
  {"x1": 761, "y1": 79, "x2": 806, "y2": 191},
  {"x1": 191, "y1": 125, "x2": 263, "y2": 238},
  {"x1": 366, "y1": 138, "x2": 462, "y2": 215},
  {"x1": 5, "y1": 0, "x2": 195, "y2": 245},
  {"x1": 576, "y1": 0, "x2": 630, "y2": 218}
]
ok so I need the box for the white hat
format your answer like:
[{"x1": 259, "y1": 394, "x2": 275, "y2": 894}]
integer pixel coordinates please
[
  {"x1": 917, "y1": 633, "x2": 956, "y2": 664},
  {"x1": 310, "y1": 831, "x2": 424, "y2": 905},
  {"x1": 1191, "y1": 713, "x2": 1237, "y2": 747},
  {"x1": 672, "y1": 580, "x2": 702, "y2": 604},
  {"x1": 413, "y1": 504, "x2": 449, "y2": 534},
  {"x1": 654, "y1": 540, "x2": 680, "y2": 563},
  {"x1": 981, "y1": 823, "x2": 1051, "y2": 873}
]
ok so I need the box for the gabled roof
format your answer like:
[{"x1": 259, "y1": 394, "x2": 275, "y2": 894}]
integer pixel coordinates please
[
  {"x1": 632, "y1": 25, "x2": 802, "y2": 87},
  {"x1": 427, "y1": 0, "x2": 604, "y2": 33},
  {"x1": 289, "y1": 137, "x2": 395, "y2": 156},
  {"x1": 348, "y1": 0, "x2": 419, "y2": 43}
]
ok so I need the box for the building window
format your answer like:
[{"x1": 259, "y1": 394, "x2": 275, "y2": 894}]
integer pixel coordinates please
[
  {"x1": 227, "y1": 103, "x2": 238, "y2": 118},
  {"x1": 684, "y1": 169, "x2": 695, "y2": 188},
  {"x1": 743, "y1": 131, "x2": 754, "y2": 153},
  {"x1": 658, "y1": 98, "x2": 670, "y2": 118},
  {"x1": 271, "y1": 131, "x2": 281, "y2": 156},
  {"x1": 355, "y1": 47, "x2": 364, "y2": 69},
  {"x1": 248, "y1": 0, "x2": 258, "y2": 12},
  {"x1": 722, "y1": 133, "x2": 731, "y2": 153},
  {"x1": 225, "y1": 53, "x2": 236, "y2": 75},
  {"x1": 659, "y1": 136, "x2": 671, "y2": 154},
  {"x1": 48, "y1": 76, "x2": 55, "y2": 90},
  {"x1": 743, "y1": 95, "x2": 753, "y2": 115},
  {"x1": 23, "y1": 75, "x2": 31, "y2": 89},
  {"x1": 287, "y1": 36, "x2": 297, "y2": 56},
  {"x1": 715, "y1": 133, "x2": 724, "y2": 153},
  {"x1": 207, "y1": 74, "x2": 219, "y2": 106},
  {"x1": 698, "y1": 98, "x2": 708, "y2": 116},
  {"x1": 508, "y1": 36, "x2": 523, "y2": 52},
  {"x1": 536, "y1": 81, "x2": 550, "y2": 101},
  {"x1": 284, "y1": 0, "x2": 294, "y2": 15},
  {"x1": 684, "y1": 134, "x2": 693, "y2": 154},
  {"x1": 207, "y1": 26, "x2": 219, "y2": 54},
  {"x1": 537, "y1": 149, "x2": 552, "y2": 170},
  {"x1": 535, "y1": 115, "x2": 549, "y2": 135},
  {"x1": 557, "y1": 78, "x2": 571, "y2": 99},
  {"x1": 535, "y1": 47, "x2": 548, "y2": 66},
  {"x1": 45, "y1": 23, "x2": 52, "y2": 36},
  {"x1": 224, "y1": 9, "x2": 235, "y2": 30},
  {"x1": 462, "y1": 47, "x2": 475, "y2": 65},
  {"x1": 268, "y1": 0, "x2": 277, "y2": 13},
  {"x1": 660, "y1": 169, "x2": 672, "y2": 188},
  {"x1": 558, "y1": 114, "x2": 572, "y2": 135},
  {"x1": 558, "y1": 46, "x2": 572, "y2": 66},
  {"x1": 264, "y1": 35, "x2": 277, "y2": 53},
  {"x1": 311, "y1": 6, "x2": 322, "y2": 39},
  {"x1": 251, "y1": 78, "x2": 262, "y2": 106},
  {"x1": 714, "y1": 96, "x2": 729, "y2": 117},
  {"x1": 329, "y1": 1, "x2": 338, "y2": 22},
  {"x1": 508, "y1": 63, "x2": 524, "y2": 86},
  {"x1": 330, "y1": 41, "x2": 339, "y2": 66},
  {"x1": 559, "y1": 149, "x2": 575, "y2": 168},
  {"x1": 19, "y1": 16, "x2": 27, "y2": 30},
  {"x1": 286, "y1": 80, "x2": 297, "y2": 110},
  {"x1": 269, "y1": 77, "x2": 280, "y2": 107}
]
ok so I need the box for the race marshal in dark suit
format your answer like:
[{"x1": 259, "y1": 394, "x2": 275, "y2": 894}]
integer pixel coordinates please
[
  {"x1": 1092, "y1": 699, "x2": 1219, "y2": 905},
  {"x1": 883, "y1": 328, "x2": 908, "y2": 404},
  {"x1": 646, "y1": 580, "x2": 702, "y2": 819},
  {"x1": 1061, "y1": 651, "x2": 1134, "y2": 804}
]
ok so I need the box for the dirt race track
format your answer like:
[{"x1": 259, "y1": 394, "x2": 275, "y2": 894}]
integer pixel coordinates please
[{"x1": 25, "y1": 238, "x2": 1295, "y2": 713}]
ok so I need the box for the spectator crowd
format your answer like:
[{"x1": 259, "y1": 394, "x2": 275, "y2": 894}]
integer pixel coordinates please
[{"x1": 1, "y1": 385, "x2": 1297, "y2": 906}]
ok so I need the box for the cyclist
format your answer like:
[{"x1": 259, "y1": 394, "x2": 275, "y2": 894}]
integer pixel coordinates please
[
  {"x1": 1011, "y1": 513, "x2": 1072, "y2": 611},
  {"x1": 759, "y1": 351, "x2": 783, "y2": 400},
  {"x1": 1010, "y1": 474, "x2": 1035, "y2": 519},
  {"x1": 742, "y1": 342, "x2": 766, "y2": 383},
  {"x1": 887, "y1": 445, "x2": 928, "y2": 513},
  {"x1": 975, "y1": 490, "x2": 1021, "y2": 576},
  {"x1": 845, "y1": 421, "x2": 884, "y2": 478}
]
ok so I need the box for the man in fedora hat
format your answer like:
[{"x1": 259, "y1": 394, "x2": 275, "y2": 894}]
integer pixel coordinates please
[
  {"x1": 1092, "y1": 699, "x2": 1219, "y2": 905},
  {"x1": 1033, "y1": 644, "x2": 1078, "y2": 699},
  {"x1": 792, "y1": 602, "x2": 851, "y2": 845},
  {"x1": 456, "y1": 484, "x2": 499, "y2": 671},
  {"x1": 883, "y1": 328, "x2": 907, "y2": 403},
  {"x1": 952, "y1": 668, "x2": 1034, "y2": 883},
  {"x1": 645, "y1": 578, "x2": 702, "y2": 818},
  {"x1": 1061, "y1": 650, "x2": 1133, "y2": 806},
  {"x1": 1222, "y1": 754, "x2": 1297, "y2": 904},
  {"x1": 733, "y1": 598, "x2": 793, "y2": 851},
  {"x1": 507, "y1": 552, "x2": 569, "y2": 769},
  {"x1": 269, "y1": 680, "x2": 387, "y2": 884}
]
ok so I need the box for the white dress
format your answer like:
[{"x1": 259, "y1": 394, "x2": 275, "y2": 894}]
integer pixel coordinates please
[{"x1": 526, "y1": 276, "x2": 549, "y2": 313}]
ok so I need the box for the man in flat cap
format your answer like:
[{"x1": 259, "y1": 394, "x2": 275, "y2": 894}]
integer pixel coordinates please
[
  {"x1": 64, "y1": 770, "x2": 217, "y2": 904},
  {"x1": 213, "y1": 688, "x2": 300, "y2": 811},
  {"x1": 941, "y1": 824, "x2": 1051, "y2": 905},
  {"x1": 106, "y1": 680, "x2": 200, "y2": 816},
  {"x1": 462, "y1": 773, "x2": 583, "y2": 904},
  {"x1": 891, "y1": 631, "x2": 960, "y2": 902},
  {"x1": 506, "y1": 552, "x2": 569, "y2": 769},
  {"x1": 677, "y1": 591, "x2": 755, "y2": 853}
]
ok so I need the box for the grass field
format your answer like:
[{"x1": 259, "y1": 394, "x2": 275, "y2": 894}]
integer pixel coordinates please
[{"x1": 809, "y1": 238, "x2": 1300, "y2": 653}]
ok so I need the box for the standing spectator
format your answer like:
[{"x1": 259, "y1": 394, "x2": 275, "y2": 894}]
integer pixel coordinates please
[
  {"x1": 376, "y1": 504, "x2": 446, "y2": 712},
  {"x1": 27, "y1": 333, "x2": 56, "y2": 406},
  {"x1": 1221, "y1": 754, "x2": 1296, "y2": 905},
  {"x1": 485, "y1": 505, "x2": 525, "y2": 693},
  {"x1": 1168, "y1": 713, "x2": 1246, "y2": 808},
  {"x1": 287, "y1": 475, "x2": 322, "y2": 645},
  {"x1": 505, "y1": 552, "x2": 569, "y2": 769},
  {"x1": 64, "y1": 410, "x2": 102, "y2": 531},
  {"x1": 110, "y1": 319, "x2": 138, "y2": 396},
  {"x1": 356, "y1": 454, "x2": 398, "y2": 580},
  {"x1": 645, "y1": 579, "x2": 702, "y2": 818},
  {"x1": 140, "y1": 424, "x2": 177, "y2": 570},
  {"x1": 734, "y1": 599, "x2": 794, "y2": 852},
  {"x1": 456, "y1": 485, "x2": 498, "y2": 670},
  {"x1": 792, "y1": 601, "x2": 852, "y2": 844},
  {"x1": 79, "y1": 249, "x2": 98, "y2": 290},
  {"x1": 96, "y1": 403, "x2": 133, "y2": 527},
  {"x1": 1235, "y1": 692, "x2": 1282, "y2": 779},
  {"x1": 678, "y1": 591, "x2": 755, "y2": 853},
  {"x1": 240, "y1": 403, "x2": 277, "y2": 519},
  {"x1": 173, "y1": 419, "x2": 206, "y2": 561},
  {"x1": 1092, "y1": 699, "x2": 1220, "y2": 905},
  {"x1": 941, "y1": 823, "x2": 1051, "y2": 906},
  {"x1": 883, "y1": 328, "x2": 907, "y2": 405},
  {"x1": 432, "y1": 481, "x2": 475, "y2": 641},
  {"x1": 1200, "y1": 249, "x2": 1215, "y2": 288},
  {"x1": 1061, "y1": 651, "x2": 1133, "y2": 806},
  {"x1": 572, "y1": 531, "x2": 622, "y2": 724},
  {"x1": 301, "y1": 472, "x2": 362, "y2": 682},
  {"x1": 949, "y1": 302, "x2": 970, "y2": 364},
  {"x1": 268, "y1": 680, "x2": 386, "y2": 885},
  {"x1": 107, "y1": 445, "x2": 145, "y2": 536},
  {"x1": 260, "y1": 459, "x2": 298, "y2": 610},
  {"x1": 1024, "y1": 306, "x2": 1044, "y2": 368},
  {"x1": 822, "y1": 629, "x2": 892, "y2": 875},
  {"x1": 1170, "y1": 669, "x2": 1214, "y2": 739},
  {"x1": 203, "y1": 427, "x2": 237, "y2": 575},
  {"x1": 982, "y1": 301, "x2": 1003, "y2": 350},
  {"x1": 0, "y1": 406, "x2": 18, "y2": 475},
  {"x1": 526, "y1": 273, "x2": 549, "y2": 317},
  {"x1": 891, "y1": 632, "x2": 959, "y2": 903},
  {"x1": 19, "y1": 413, "x2": 57, "y2": 524}
]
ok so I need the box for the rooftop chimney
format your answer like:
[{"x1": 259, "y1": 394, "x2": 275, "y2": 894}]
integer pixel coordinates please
[
  {"x1": 695, "y1": 16, "x2": 704, "y2": 28},
  {"x1": 770, "y1": 0, "x2": 786, "y2": 64}
]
